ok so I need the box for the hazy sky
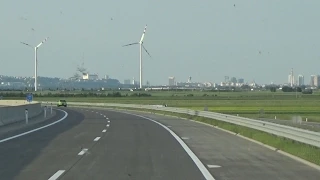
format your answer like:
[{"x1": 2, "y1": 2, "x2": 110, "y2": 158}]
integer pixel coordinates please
[{"x1": 1, "y1": 0, "x2": 320, "y2": 85}]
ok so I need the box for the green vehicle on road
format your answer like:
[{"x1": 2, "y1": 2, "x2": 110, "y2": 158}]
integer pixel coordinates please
[{"x1": 57, "y1": 99, "x2": 67, "y2": 107}]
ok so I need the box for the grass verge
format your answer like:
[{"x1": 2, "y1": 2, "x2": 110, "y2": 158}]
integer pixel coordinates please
[{"x1": 83, "y1": 105, "x2": 320, "y2": 166}]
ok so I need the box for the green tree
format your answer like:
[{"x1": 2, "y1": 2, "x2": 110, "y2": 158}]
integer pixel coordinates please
[
  {"x1": 282, "y1": 86, "x2": 293, "y2": 92},
  {"x1": 270, "y1": 87, "x2": 276, "y2": 92}
]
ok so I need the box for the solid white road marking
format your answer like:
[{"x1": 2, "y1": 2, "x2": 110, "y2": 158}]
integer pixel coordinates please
[
  {"x1": 102, "y1": 129, "x2": 107, "y2": 132},
  {"x1": 207, "y1": 165, "x2": 221, "y2": 168},
  {"x1": 122, "y1": 112, "x2": 215, "y2": 180},
  {"x1": 48, "y1": 170, "x2": 65, "y2": 180},
  {"x1": 94, "y1": 137, "x2": 101, "y2": 141},
  {"x1": 0, "y1": 109, "x2": 68, "y2": 144},
  {"x1": 78, "y1": 148, "x2": 88, "y2": 155}
]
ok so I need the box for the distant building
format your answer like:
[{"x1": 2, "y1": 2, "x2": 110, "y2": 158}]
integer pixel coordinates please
[
  {"x1": 310, "y1": 75, "x2": 320, "y2": 87},
  {"x1": 132, "y1": 77, "x2": 139, "y2": 85},
  {"x1": 310, "y1": 75, "x2": 315, "y2": 86},
  {"x1": 176, "y1": 82, "x2": 203, "y2": 87},
  {"x1": 168, "y1": 77, "x2": 175, "y2": 86},
  {"x1": 314, "y1": 75, "x2": 320, "y2": 87},
  {"x1": 230, "y1": 77, "x2": 237, "y2": 84},
  {"x1": 298, "y1": 75, "x2": 304, "y2": 86},
  {"x1": 124, "y1": 79, "x2": 131, "y2": 85},
  {"x1": 82, "y1": 73, "x2": 98, "y2": 80},
  {"x1": 187, "y1": 76, "x2": 192, "y2": 83},
  {"x1": 237, "y1": 78, "x2": 244, "y2": 84},
  {"x1": 104, "y1": 75, "x2": 109, "y2": 80},
  {"x1": 203, "y1": 82, "x2": 213, "y2": 87},
  {"x1": 288, "y1": 68, "x2": 294, "y2": 87},
  {"x1": 224, "y1": 76, "x2": 229, "y2": 83},
  {"x1": 146, "y1": 81, "x2": 150, "y2": 87}
]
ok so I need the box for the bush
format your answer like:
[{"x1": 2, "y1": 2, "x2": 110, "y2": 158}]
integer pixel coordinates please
[
  {"x1": 130, "y1": 93, "x2": 152, "y2": 97},
  {"x1": 302, "y1": 89, "x2": 313, "y2": 94}
]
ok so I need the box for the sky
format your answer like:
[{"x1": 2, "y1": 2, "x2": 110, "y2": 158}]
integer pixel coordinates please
[{"x1": 0, "y1": 0, "x2": 320, "y2": 85}]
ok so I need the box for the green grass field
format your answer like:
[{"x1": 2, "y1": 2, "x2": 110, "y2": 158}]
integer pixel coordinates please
[
  {"x1": 5, "y1": 90, "x2": 320, "y2": 122},
  {"x1": 27, "y1": 90, "x2": 320, "y2": 122}
]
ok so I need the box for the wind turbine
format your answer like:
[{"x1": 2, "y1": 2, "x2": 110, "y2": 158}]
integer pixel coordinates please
[
  {"x1": 21, "y1": 37, "x2": 49, "y2": 91},
  {"x1": 123, "y1": 24, "x2": 151, "y2": 89}
]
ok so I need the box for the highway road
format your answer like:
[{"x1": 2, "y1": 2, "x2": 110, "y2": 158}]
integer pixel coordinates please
[{"x1": 0, "y1": 107, "x2": 319, "y2": 180}]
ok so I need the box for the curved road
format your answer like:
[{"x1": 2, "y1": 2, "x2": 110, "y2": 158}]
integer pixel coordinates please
[{"x1": 0, "y1": 107, "x2": 319, "y2": 180}]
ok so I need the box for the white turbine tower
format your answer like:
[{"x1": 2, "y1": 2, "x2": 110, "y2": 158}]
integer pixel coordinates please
[
  {"x1": 21, "y1": 37, "x2": 49, "y2": 91},
  {"x1": 123, "y1": 24, "x2": 151, "y2": 89}
]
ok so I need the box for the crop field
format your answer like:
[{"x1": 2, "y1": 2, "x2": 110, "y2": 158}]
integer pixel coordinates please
[{"x1": 5, "y1": 90, "x2": 320, "y2": 122}]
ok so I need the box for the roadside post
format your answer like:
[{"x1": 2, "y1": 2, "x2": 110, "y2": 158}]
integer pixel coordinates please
[
  {"x1": 25, "y1": 109, "x2": 28, "y2": 124},
  {"x1": 51, "y1": 103, "x2": 53, "y2": 114},
  {"x1": 44, "y1": 106, "x2": 47, "y2": 118}
]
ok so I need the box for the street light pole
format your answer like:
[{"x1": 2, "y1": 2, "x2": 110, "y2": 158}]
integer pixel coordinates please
[
  {"x1": 34, "y1": 47, "x2": 38, "y2": 91},
  {"x1": 21, "y1": 37, "x2": 49, "y2": 92}
]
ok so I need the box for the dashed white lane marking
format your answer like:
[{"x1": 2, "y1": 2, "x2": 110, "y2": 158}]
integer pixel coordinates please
[
  {"x1": 0, "y1": 109, "x2": 68, "y2": 144},
  {"x1": 106, "y1": 117, "x2": 109, "y2": 119},
  {"x1": 94, "y1": 137, "x2": 101, "y2": 141},
  {"x1": 48, "y1": 170, "x2": 65, "y2": 180},
  {"x1": 96, "y1": 112, "x2": 99, "y2": 114},
  {"x1": 91, "y1": 111, "x2": 94, "y2": 112},
  {"x1": 104, "y1": 115, "x2": 106, "y2": 118},
  {"x1": 100, "y1": 113, "x2": 103, "y2": 116},
  {"x1": 107, "y1": 120, "x2": 110, "y2": 123},
  {"x1": 102, "y1": 129, "x2": 107, "y2": 133},
  {"x1": 207, "y1": 165, "x2": 221, "y2": 168},
  {"x1": 167, "y1": 125, "x2": 172, "y2": 128},
  {"x1": 106, "y1": 124, "x2": 110, "y2": 127},
  {"x1": 78, "y1": 148, "x2": 89, "y2": 155},
  {"x1": 122, "y1": 112, "x2": 215, "y2": 180},
  {"x1": 181, "y1": 137, "x2": 190, "y2": 140}
]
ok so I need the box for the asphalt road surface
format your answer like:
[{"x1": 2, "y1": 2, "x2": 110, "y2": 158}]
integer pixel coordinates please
[
  {"x1": 0, "y1": 107, "x2": 319, "y2": 180},
  {"x1": 123, "y1": 110, "x2": 320, "y2": 180},
  {"x1": 0, "y1": 108, "x2": 206, "y2": 180}
]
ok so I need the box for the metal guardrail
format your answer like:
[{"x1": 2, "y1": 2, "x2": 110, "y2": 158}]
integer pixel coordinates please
[{"x1": 45, "y1": 102, "x2": 320, "y2": 148}]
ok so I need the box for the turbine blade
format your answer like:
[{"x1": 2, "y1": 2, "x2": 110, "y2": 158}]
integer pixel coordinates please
[
  {"x1": 20, "y1": 42, "x2": 32, "y2": 47},
  {"x1": 142, "y1": 44, "x2": 152, "y2": 58},
  {"x1": 139, "y1": 24, "x2": 147, "y2": 43},
  {"x1": 122, "y1": 42, "x2": 139, "y2": 47},
  {"x1": 36, "y1": 37, "x2": 49, "y2": 48}
]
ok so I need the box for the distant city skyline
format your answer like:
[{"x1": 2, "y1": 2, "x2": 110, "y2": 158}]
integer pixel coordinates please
[
  {"x1": 2, "y1": 72, "x2": 320, "y2": 90},
  {"x1": 1, "y1": 1, "x2": 320, "y2": 85},
  {"x1": 2, "y1": 72, "x2": 320, "y2": 87}
]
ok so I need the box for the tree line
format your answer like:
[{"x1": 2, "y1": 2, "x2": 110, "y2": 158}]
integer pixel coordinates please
[
  {"x1": 0, "y1": 92, "x2": 152, "y2": 98},
  {"x1": 269, "y1": 86, "x2": 313, "y2": 94}
]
